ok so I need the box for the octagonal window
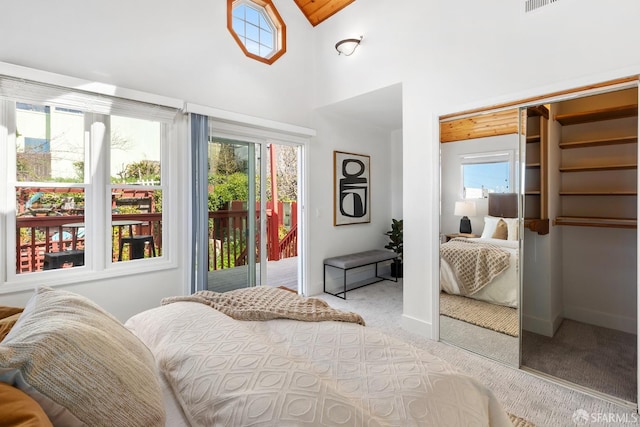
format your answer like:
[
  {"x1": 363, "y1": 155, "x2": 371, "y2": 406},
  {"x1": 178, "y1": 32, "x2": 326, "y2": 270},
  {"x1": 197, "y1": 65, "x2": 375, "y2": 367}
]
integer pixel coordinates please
[{"x1": 228, "y1": 0, "x2": 286, "y2": 65}]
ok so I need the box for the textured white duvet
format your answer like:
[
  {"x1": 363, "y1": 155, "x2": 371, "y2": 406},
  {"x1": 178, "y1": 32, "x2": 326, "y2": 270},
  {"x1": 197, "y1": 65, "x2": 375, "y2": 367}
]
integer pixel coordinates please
[
  {"x1": 440, "y1": 238, "x2": 519, "y2": 307},
  {"x1": 126, "y1": 301, "x2": 512, "y2": 427}
]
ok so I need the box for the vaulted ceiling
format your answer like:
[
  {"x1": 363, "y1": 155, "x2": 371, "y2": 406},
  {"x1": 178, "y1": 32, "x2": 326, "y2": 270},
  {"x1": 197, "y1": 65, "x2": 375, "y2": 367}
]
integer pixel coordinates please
[{"x1": 293, "y1": 0, "x2": 356, "y2": 26}]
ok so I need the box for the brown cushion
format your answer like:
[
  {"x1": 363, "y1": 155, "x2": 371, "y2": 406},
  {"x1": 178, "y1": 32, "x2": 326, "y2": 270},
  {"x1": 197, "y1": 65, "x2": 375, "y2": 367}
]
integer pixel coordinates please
[
  {"x1": 0, "y1": 306, "x2": 23, "y2": 320},
  {"x1": 492, "y1": 219, "x2": 509, "y2": 240},
  {"x1": 0, "y1": 313, "x2": 21, "y2": 342},
  {"x1": 0, "y1": 382, "x2": 53, "y2": 427}
]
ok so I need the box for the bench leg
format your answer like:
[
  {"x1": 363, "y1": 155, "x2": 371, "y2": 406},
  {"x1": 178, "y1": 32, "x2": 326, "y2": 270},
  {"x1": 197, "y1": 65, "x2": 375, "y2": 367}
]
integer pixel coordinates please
[
  {"x1": 323, "y1": 264, "x2": 326, "y2": 294},
  {"x1": 343, "y1": 269, "x2": 347, "y2": 300}
]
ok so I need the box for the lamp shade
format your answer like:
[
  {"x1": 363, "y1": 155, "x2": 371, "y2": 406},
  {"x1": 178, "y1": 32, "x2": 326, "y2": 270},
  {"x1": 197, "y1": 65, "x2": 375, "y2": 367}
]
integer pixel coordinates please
[{"x1": 454, "y1": 201, "x2": 476, "y2": 217}]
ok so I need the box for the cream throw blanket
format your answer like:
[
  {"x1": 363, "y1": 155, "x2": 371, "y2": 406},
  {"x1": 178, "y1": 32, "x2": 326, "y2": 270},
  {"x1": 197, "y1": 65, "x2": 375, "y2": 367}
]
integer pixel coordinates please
[
  {"x1": 162, "y1": 286, "x2": 366, "y2": 326},
  {"x1": 440, "y1": 238, "x2": 510, "y2": 295}
]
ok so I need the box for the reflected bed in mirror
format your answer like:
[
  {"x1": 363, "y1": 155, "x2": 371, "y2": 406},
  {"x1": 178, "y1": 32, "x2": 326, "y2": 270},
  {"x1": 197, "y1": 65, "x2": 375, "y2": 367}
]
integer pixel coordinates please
[{"x1": 440, "y1": 193, "x2": 520, "y2": 365}]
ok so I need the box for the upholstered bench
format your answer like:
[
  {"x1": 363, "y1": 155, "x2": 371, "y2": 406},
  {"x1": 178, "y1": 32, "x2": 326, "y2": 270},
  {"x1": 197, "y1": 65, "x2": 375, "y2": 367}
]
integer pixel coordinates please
[{"x1": 323, "y1": 249, "x2": 398, "y2": 299}]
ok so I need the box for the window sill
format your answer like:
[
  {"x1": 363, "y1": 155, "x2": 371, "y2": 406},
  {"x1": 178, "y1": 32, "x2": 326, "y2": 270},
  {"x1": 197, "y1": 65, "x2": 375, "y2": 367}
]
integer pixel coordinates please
[{"x1": 0, "y1": 257, "x2": 177, "y2": 295}]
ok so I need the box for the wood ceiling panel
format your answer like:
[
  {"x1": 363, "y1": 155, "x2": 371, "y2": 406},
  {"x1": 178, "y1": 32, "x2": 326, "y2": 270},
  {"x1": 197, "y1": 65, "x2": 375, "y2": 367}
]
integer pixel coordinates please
[
  {"x1": 440, "y1": 109, "x2": 520, "y2": 143},
  {"x1": 294, "y1": 0, "x2": 356, "y2": 26}
]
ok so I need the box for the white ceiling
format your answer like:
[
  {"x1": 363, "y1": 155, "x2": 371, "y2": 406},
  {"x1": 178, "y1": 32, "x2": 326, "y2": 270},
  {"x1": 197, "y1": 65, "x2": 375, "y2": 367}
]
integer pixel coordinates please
[{"x1": 318, "y1": 83, "x2": 403, "y2": 132}]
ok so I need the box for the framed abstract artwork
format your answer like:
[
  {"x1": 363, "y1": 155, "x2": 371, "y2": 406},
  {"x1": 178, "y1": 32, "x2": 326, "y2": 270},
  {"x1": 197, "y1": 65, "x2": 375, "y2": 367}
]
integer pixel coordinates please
[{"x1": 333, "y1": 151, "x2": 371, "y2": 226}]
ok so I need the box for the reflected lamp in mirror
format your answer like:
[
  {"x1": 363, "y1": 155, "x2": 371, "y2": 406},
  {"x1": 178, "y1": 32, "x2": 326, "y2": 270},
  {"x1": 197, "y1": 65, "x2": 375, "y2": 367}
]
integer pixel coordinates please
[
  {"x1": 335, "y1": 36, "x2": 363, "y2": 56},
  {"x1": 454, "y1": 201, "x2": 476, "y2": 234}
]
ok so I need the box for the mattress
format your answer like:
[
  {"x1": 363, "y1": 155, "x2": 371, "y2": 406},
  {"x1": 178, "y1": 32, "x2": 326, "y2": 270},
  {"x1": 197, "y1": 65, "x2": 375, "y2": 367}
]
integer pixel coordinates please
[
  {"x1": 440, "y1": 237, "x2": 518, "y2": 307},
  {"x1": 126, "y1": 300, "x2": 513, "y2": 427}
]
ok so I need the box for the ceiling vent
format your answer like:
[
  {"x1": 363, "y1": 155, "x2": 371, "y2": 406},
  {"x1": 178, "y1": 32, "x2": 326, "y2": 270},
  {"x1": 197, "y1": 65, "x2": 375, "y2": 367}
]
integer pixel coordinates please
[{"x1": 525, "y1": 0, "x2": 558, "y2": 13}]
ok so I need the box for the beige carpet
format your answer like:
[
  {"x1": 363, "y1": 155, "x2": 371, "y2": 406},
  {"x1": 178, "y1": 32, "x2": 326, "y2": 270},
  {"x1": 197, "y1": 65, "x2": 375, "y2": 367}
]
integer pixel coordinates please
[
  {"x1": 316, "y1": 282, "x2": 640, "y2": 427},
  {"x1": 440, "y1": 292, "x2": 519, "y2": 337}
]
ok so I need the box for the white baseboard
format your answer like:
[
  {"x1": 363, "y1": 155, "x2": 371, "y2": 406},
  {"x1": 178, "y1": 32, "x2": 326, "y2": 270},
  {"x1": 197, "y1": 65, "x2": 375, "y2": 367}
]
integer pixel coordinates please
[
  {"x1": 401, "y1": 313, "x2": 433, "y2": 340},
  {"x1": 523, "y1": 313, "x2": 563, "y2": 337},
  {"x1": 563, "y1": 305, "x2": 637, "y2": 335}
]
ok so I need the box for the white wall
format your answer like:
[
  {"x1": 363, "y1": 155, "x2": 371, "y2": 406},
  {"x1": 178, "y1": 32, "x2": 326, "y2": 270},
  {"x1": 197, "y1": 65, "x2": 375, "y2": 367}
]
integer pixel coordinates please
[
  {"x1": 310, "y1": 0, "x2": 640, "y2": 338},
  {"x1": 307, "y1": 111, "x2": 394, "y2": 295},
  {"x1": 0, "y1": 0, "x2": 314, "y2": 125},
  {"x1": 0, "y1": 1, "x2": 639, "y2": 332},
  {"x1": 0, "y1": 0, "x2": 314, "y2": 320},
  {"x1": 390, "y1": 129, "x2": 403, "y2": 221}
]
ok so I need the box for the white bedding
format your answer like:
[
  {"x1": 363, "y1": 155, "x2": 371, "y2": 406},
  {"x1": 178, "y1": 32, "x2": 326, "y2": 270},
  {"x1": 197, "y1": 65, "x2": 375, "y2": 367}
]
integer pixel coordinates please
[
  {"x1": 440, "y1": 237, "x2": 518, "y2": 307},
  {"x1": 126, "y1": 301, "x2": 512, "y2": 427}
]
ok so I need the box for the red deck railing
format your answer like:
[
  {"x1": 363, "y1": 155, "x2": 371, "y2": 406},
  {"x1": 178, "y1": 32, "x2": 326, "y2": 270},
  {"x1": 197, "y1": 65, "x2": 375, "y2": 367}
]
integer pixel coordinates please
[
  {"x1": 17, "y1": 209, "x2": 297, "y2": 274},
  {"x1": 16, "y1": 213, "x2": 163, "y2": 273}
]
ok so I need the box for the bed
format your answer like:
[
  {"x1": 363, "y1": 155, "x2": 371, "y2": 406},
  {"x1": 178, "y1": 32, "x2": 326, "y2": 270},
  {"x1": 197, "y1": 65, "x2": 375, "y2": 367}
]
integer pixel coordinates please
[
  {"x1": 440, "y1": 193, "x2": 519, "y2": 308},
  {"x1": 0, "y1": 286, "x2": 514, "y2": 426}
]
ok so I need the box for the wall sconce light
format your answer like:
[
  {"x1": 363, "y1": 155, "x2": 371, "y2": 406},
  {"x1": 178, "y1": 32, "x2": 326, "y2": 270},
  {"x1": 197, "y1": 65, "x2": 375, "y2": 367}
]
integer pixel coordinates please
[
  {"x1": 454, "y1": 201, "x2": 477, "y2": 234},
  {"x1": 335, "y1": 36, "x2": 363, "y2": 56}
]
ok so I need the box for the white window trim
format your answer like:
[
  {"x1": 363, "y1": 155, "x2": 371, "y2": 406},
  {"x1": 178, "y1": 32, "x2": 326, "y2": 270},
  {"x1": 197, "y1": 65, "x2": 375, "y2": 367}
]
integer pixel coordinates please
[
  {"x1": 460, "y1": 150, "x2": 515, "y2": 199},
  {"x1": 0, "y1": 70, "x2": 184, "y2": 294}
]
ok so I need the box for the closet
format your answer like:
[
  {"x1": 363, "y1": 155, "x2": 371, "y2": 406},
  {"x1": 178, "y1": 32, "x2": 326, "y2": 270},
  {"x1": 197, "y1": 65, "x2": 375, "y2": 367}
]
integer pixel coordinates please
[
  {"x1": 524, "y1": 106, "x2": 549, "y2": 234},
  {"x1": 521, "y1": 85, "x2": 638, "y2": 405},
  {"x1": 439, "y1": 78, "x2": 639, "y2": 407}
]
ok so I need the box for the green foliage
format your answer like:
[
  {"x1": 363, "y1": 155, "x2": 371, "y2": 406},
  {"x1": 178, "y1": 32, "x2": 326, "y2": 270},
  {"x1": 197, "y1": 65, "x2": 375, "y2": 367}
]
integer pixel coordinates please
[
  {"x1": 153, "y1": 191, "x2": 162, "y2": 213},
  {"x1": 214, "y1": 144, "x2": 246, "y2": 176},
  {"x1": 114, "y1": 160, "x2": 160, "y2": 184},
  {"x1": 384, "y1": 218, "x2": 403, "y2": 259},
  {"x1": 208, "y1": 173, "x2": 249, "y2": 211},
  {"x1": 278, "y1": 225, "x2": 288, "y2": 240},
  {"x1": 73, "y1": 161, "x2": 84, "y2": 181},
  {"x1": 36, "y1": 192, "x2": 83, "y2": 208}
]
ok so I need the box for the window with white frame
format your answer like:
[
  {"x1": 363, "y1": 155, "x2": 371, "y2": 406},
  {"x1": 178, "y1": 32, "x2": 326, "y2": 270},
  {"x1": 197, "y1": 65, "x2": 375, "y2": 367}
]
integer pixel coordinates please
[
  {"x1": 460, "y1": 151, "x2": 513, "y2": 199},
  {"x1": 0, "y1": 77, "x2": 179, "y2": 281}
]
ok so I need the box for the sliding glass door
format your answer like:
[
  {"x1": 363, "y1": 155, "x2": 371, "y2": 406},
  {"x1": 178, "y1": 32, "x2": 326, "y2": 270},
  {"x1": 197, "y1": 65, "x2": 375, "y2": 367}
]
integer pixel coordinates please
[
  {"x1": 206, "y1": 138, "x2": 261, "y2": 291},
  {"x1": 190, "y1": 113, "x2": 302, "y2": 294},
  {"x1": 203, "y1": 138, "x2": 301, "y2": 292}
]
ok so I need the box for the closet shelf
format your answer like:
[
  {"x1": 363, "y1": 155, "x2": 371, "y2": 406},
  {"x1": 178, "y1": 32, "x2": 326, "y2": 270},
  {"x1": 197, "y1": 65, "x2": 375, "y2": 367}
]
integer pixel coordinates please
[
  {"x1": 559, "y1": 136, "x2": 637, "y2": 149},
  {"x1": 559, "y1": 164, "x2": 637, "y2": 173},
  {"x1": 526, "y1": 134, "x2": 541, "y2": 144},
  {"x1": 554, "y1": 216, "x2": 637, "y2": 229},
  {"x1": 555, "y1": 104, "x2": 638, "y2": 125},
  {"x1": 525, "y1": 190, "x2": 541, "y2": 195},
  {"x1": 559, "y1": 190, "x2": 637, "y2": 196},
  {"x1": 526, "y1": 163, "x2": 541, "y2": 168}
]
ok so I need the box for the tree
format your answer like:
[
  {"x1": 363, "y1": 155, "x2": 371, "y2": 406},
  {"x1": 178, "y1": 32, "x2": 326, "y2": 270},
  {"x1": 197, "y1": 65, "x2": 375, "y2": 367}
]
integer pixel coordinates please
[
  {"x1": 213, "y1": 143, "x2": 246, "y2": 176},
  {"x1": 208, "y1": 173, "x2": 249, "y2": 211},
  {"x1": 116, "y1": 160, "x2": 161, "y2": 184},
  {"x1": 276, "y1": 145, "x2": 297, "y2": 201}
]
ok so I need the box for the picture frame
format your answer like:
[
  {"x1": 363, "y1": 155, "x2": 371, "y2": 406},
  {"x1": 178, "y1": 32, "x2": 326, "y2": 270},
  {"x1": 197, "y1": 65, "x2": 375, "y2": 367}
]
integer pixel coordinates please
[{"x1": 333, "y1": 150, "x2": 371, "y2": 226}]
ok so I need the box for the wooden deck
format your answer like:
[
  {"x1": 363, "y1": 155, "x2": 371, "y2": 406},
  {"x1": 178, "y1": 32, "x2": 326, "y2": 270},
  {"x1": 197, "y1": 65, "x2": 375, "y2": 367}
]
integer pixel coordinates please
[{"x1": 207, "y1": 256, "x2": 298, "y2": 293}]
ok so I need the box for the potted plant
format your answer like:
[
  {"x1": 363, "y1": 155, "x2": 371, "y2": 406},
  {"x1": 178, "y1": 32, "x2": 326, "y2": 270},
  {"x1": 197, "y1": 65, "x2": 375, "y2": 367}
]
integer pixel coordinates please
[{"x1": 384, "y1": 218, "x2": 403, "y2": 278}]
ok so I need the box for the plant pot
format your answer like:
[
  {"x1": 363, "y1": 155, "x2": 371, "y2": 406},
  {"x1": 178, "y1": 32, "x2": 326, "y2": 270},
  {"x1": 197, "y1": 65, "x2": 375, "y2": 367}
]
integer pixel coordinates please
[{"x1": 390, "y1": 259, "x2": 403, "y2": 278}]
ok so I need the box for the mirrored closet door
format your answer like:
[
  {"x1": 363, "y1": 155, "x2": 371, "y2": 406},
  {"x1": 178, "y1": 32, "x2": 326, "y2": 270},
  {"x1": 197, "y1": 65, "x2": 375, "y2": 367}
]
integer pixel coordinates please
[
  {"x1": 439, "y1": 109, "x2": 522, "y2": 366},
  {"x1": 438, "y1": 77, "x2": 639, "y2": 407}
]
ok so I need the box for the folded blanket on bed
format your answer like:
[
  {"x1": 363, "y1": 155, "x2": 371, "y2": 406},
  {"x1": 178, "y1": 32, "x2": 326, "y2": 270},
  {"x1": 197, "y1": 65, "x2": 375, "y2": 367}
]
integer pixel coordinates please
[
  {"x1": 440, "y1": 238, "x2": 510, "y2": 295},
  {"x1": 161, "y1": 286, "x2": 365, "y2": 325}
]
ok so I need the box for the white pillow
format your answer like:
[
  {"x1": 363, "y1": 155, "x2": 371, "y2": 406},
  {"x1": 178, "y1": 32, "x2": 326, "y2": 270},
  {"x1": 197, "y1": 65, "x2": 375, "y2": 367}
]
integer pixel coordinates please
[
  {"x1": 503, "y1": 217, "x2": 519, "y2": 241},
  {"x1": 481, "y1": 216, "x2": 519, "y2": 241},
  {"x1": 0, "y1": 286, "x2": 165, "y2": 427},
  {"x1": 480, "y1": 216, "x2": 501, "y2": 239}
]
